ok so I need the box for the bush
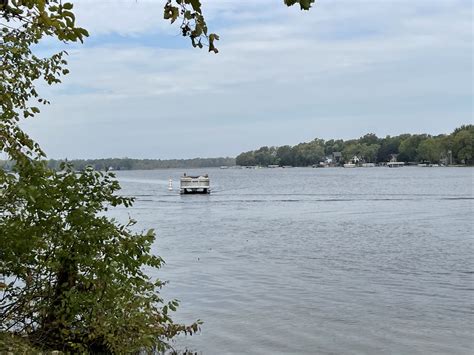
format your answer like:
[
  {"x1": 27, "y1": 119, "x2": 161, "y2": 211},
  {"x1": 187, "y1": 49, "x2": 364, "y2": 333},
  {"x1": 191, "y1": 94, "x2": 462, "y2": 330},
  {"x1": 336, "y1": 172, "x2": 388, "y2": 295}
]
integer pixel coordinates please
[{"x1": 0, "y1": 161, "x2": 200, "y2": 353}]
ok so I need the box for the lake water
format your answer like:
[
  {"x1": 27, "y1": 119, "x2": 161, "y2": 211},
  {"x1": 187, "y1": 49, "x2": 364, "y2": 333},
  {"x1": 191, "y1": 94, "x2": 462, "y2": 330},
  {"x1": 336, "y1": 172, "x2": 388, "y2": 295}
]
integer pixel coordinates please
[{"x1": 113, "y1": 167, "x2": 474, "y2": 354}]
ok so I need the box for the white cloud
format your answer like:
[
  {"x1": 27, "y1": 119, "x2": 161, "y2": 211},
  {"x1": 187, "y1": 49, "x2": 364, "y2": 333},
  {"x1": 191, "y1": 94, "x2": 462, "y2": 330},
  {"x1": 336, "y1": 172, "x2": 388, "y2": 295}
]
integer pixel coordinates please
[
  {"x1": 71, "y1": 0, "x2": 171, "y2": 35},
  {"x1": 23, "y1": 0, "x2": 473, "y2": 158}
]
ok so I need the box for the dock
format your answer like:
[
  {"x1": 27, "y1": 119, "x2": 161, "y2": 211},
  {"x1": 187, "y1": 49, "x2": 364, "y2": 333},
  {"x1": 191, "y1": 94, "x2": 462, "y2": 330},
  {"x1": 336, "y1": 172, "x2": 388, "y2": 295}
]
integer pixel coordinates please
[
  {"x1": 180, "y1": 173, "x2": 211, "y2": 194},
  {"x1": 387, "y1": 161, "x2": 405, "y2": 168}
]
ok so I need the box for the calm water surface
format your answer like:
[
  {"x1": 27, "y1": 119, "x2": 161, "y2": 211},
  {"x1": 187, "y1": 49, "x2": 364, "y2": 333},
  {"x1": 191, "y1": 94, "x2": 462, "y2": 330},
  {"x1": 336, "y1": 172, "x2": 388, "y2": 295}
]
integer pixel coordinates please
[{"x1": 113, "y1": 167, "x2": 474, "y2": 354}]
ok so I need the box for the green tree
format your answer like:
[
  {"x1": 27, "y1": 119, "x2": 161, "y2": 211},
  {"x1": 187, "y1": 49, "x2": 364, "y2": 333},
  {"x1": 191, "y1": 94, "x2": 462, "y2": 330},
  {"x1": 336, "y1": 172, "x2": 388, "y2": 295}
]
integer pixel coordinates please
[
  {"x1": 359, "y1": 143, "x2": 380, "y2": 163},
  {"x1": 236, "y1": 150, "x2": 257, "y2": 166},
  {"x1": 323, "y1": 139, "x2": 343, "y2": 156},
  {"x1": 376, "y1": 135, "x2": 405, "y2": 162},
  {"x1": 359, "y1": 133, "x2": 379, "y2": 146},
  {"x1": 453, "y1": 127, "x2": 474, "y2": 164},
  {"x1": 341, "y1": 141, "x2": 359, "y2": 162},
  {"x1": 1, "y1": 162, "x2": 200, "y2": 352},
  {"x1": 254, "y1": 146, "x2": 278, "y2": 166},
  {"x1": 292, "y1": 140, "x2": 325, "y2": 166},
  {"x1": 0, "y1": 0, "x2": 88, "y2": 164},
  {"x1": 417, "y1": 138, "x2": 442, "y2": 163},
  {"x1": 398, "y1": 134, "x2": 428, "y2": 162},
  {"x1": 277, "y1": 145, "x2": 294, "y2": 166}
]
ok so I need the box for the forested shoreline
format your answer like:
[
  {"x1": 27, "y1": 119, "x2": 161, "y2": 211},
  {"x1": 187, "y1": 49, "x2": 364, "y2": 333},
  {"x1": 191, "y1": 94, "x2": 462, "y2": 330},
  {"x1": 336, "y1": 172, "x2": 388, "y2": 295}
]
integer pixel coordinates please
[
  {"x1": 2, "y1": 126, "x2": 472, "y2": 171},
  {"x1": 0, "y1": 157, "x2": 235, "y2": 171},
  {"x1": 236, "y1": 125, "x2": 474, "y2": 167}
]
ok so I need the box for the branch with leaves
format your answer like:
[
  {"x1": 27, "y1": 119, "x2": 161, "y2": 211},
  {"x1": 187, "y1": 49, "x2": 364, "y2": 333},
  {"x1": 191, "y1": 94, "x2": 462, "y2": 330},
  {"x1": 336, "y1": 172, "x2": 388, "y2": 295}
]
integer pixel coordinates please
[
  {"x1": 0, "y1": 1, "x2": 88, "y2": 164},
  {"x1": 163, "y1": 0, "x2": 315, "y2": 53}
]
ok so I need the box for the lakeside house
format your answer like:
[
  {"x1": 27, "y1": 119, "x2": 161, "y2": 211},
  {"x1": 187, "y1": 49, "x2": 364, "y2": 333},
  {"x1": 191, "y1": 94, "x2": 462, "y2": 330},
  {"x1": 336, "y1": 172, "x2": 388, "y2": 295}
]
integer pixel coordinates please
[
  {"x1": 315, "y1": 152, "x2": 343, "y2": 167},
  {"x1": 387, "y1": 154, "x2": 404, "y2": 168}
]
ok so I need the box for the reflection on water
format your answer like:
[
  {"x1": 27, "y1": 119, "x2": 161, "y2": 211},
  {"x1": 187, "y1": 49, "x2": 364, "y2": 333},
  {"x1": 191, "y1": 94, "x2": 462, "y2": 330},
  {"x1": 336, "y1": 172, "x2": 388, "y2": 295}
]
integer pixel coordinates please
[{"x1": 111, "y1": 167, "x2": 474, "y2": 354}]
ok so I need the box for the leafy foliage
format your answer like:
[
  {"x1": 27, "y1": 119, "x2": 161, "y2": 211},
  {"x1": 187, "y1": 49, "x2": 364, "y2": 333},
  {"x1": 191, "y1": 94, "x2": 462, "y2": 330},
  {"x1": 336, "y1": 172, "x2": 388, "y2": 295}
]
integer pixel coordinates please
[
  {"x1": 0, "y1": 161, "x2": 201, "y2": 353},
  {"x1": 417, "y1": 138, "x2": 442, "y2": 163},
  {"x1": 0, "y1": 331, "x2": 38, "y2": 353},
  {"x1": 453, "y1": 127, "x2": 474, "y2": 164},
  {"x1": 0, "y1": 0, "x2": 88, "y2": 164}
]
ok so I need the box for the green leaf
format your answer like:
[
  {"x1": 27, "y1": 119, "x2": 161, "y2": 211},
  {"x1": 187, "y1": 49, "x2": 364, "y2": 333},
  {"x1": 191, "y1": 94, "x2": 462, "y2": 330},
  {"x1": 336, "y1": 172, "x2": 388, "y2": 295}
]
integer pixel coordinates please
[
  {"x1": 208, "y1": 33, "x2": 220, "y2": 53},
  {"x1": 164, "y1": 5, "x2": 179, "y2": 24},
  {"x1": 284, "y1": 0, "x2": 315, "y2": 10},
  {"x1": 188, "y1": 0, "x2": 202, "y2": 13}
]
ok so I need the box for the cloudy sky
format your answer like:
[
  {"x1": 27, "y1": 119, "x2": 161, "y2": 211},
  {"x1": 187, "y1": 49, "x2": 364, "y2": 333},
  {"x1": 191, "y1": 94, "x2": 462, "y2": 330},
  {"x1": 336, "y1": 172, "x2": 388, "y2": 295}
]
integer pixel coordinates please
[{"x1": 24, "y1": 0, "x2": 472, "y2": 159}]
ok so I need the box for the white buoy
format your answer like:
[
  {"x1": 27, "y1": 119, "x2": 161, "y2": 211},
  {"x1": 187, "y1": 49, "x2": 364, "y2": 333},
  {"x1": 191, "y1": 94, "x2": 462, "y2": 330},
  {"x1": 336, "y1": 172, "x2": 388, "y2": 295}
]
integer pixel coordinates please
[{"x1": 168, "y1": 178, "x2": 173, "y2": 191}]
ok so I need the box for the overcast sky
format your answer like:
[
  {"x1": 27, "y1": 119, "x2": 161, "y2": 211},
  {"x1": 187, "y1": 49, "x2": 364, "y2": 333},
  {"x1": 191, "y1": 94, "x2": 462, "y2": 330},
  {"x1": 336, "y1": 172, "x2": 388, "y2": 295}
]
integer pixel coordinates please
[{"x1": 23, "y1": 0, "x2": 473, "y2": 159}]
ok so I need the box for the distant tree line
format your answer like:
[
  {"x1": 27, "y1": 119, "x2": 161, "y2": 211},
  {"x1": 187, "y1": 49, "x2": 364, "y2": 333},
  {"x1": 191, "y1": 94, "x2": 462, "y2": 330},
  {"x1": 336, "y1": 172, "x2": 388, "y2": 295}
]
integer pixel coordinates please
[
  {"x1": 0, "y1": 157, "x2": 235, "y2": 171},
  {"x1": 236, "y1": 125, "x2": 474, "y2": 166},
  {"x1": 1, "y1": 125, "x2": 472, "y2": 172}
]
